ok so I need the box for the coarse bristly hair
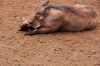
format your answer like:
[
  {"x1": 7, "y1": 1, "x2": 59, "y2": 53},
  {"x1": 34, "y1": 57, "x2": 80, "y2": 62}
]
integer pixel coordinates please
[{"x1": 42, "y1": 3, "x2": 97, "y2": 18}]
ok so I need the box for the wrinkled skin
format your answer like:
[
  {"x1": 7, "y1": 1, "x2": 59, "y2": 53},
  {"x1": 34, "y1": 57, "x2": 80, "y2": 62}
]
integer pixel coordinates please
[{"x1": 19, "y1": 1, "x2": 97, "y2": 36}]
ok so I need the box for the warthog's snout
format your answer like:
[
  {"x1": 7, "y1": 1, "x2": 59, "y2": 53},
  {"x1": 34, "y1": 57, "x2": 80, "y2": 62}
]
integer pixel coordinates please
[{"x1": 19, "y1": 26, "x2": 34, "y2": 31}]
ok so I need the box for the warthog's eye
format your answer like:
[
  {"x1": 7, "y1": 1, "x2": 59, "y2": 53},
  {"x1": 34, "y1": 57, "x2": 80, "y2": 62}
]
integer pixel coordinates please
[
  {"x1": 44, "y1": 10, "x2": 46, "y2": 12},
  {"x1": 37, "y1": 12, "x2": 41, "y2": 14}
]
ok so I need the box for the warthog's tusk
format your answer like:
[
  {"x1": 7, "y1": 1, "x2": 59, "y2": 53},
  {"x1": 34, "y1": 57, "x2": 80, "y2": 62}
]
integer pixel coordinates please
[{"x1": 23, "y1": 21, "x2": 27, "y2": 26}]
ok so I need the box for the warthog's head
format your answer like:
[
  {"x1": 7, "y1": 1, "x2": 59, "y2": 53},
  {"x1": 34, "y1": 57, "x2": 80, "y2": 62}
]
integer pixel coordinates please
[{"x1": 19, "y1": 0, "x2": 51, "y2": 31}]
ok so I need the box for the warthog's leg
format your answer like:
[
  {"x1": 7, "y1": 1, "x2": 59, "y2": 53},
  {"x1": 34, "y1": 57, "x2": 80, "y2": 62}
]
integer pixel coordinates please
[
  {"x1": 24, "y1": 29, "x2": 37, "y2": 36},
  {"x1": 24, "y1": 27, "x2": 57, "y2": 36}
]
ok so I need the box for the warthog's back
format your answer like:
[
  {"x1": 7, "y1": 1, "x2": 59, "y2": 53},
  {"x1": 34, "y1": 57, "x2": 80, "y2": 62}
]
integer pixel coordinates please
[{"x1": 58, "y1": 5, "x2": 97, "y2": 31}]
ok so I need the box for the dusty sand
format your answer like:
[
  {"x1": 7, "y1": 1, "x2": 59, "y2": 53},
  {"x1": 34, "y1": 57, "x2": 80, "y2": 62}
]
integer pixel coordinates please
[{"x1": 0, "y1": 0, "x2": 100, "y2": 66}]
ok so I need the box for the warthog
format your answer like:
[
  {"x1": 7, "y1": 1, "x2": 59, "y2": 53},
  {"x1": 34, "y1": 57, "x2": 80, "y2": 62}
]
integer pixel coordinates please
[{"x1": 19, "y1": 1, "x2": 97, "y2": 35}]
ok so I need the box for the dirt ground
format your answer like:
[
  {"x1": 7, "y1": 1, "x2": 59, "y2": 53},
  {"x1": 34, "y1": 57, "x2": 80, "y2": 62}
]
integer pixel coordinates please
[{"x1": 0, "y1": 0, "x2": 100, "y2": 66}]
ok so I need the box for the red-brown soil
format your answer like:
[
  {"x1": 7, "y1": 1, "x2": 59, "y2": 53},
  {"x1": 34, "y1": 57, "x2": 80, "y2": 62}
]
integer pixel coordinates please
[{"x1": 0, "y1": 0, "x2": 100, "y2": 66}]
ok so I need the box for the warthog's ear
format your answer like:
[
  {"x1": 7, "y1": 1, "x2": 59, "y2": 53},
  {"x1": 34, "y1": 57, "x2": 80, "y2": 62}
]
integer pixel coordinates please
[
  {"x1": 42, "y1": 0, "x2": 49, "y2": 6},
  {"x1": 44, "y1": 7, "x2": 51, "y2": 14}
]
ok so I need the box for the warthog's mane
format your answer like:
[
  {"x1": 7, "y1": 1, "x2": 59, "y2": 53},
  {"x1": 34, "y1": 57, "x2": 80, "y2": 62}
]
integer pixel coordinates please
[{"x1": 42, "y1": 3, "x2": 97, "y2": 18}]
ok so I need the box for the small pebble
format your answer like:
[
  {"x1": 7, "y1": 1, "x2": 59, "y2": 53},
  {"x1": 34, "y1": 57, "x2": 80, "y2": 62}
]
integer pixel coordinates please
[
  {"x1": 48, "y1": 60, "x2": 50, "y2": 61},
  {"x1": 57, "y1": 37, "x2": 60, "y2": 40},
  {"x1": 96, "y1": 38, "x2": 100, "y2": 43},
  {"x1": 1, "y1": 35, "x2": 5, "y2": 38},
  {"x1": 71, "y1": 49, "x2": 76, "y2": 51},
  {"x1": 18, "y1": 64, "x2": 21, "y2": 66},
  {"x1": 65, "y1": 58, "x2": 68, "y2": 60},
  {"x1": 87, "y1": 56, "x2": 90, "y2": 58},
  {"x1": 22, "y1": 6, "x2": 24, "y2": 9},
  {"x1": 12, "y1": 15, "x2": 17, "y2": 17},
  {"x1": 14, "y1": 59, "x2": 18, "y2": 61},
  {"x1": 17, "y1": 41, "x2": 19, "y2": 43},
  {"x1": 54, "y1": 49, "x2": 58, "y2": 51},
  {"x1": 14, "y1": 38, "x2": 17, "y2": 40},
  {"x1": 37, "y1": 40, "x2": 39, "y2": 42},
  {"x1": 92, "y1": 50, "x2": 95, "y2": 53},
  {"x1": 80, "y1": 50, "x2": 82, "y2": 52},
  {"x1": 50, "y1": 40, "x2": 52, "y2": 42}
]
